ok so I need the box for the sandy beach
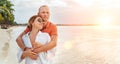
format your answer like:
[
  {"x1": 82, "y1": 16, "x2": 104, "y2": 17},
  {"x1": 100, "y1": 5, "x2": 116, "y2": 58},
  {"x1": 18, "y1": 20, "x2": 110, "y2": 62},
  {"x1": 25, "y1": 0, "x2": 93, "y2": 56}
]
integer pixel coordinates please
[
  {"x1": 1, "y1": 26, "x2": 120, "y2": 64},
  {"x1": 0, "y1": 26, "x2": 25, "y2": 64}
]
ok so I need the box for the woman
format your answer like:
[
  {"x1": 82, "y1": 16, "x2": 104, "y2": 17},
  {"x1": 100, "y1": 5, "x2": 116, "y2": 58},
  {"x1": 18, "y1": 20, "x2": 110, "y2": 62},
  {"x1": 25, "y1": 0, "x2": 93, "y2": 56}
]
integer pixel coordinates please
[{"x1": 17, "y1": 15, "x2": 55, "y2": 64}]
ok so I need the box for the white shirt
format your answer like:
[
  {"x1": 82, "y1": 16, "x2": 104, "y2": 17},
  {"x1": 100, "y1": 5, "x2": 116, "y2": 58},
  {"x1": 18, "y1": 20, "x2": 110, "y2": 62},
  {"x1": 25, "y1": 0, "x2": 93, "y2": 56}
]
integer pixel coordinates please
[{"x1": 17, "y1": 31, "x2": 55, "y2": 64}]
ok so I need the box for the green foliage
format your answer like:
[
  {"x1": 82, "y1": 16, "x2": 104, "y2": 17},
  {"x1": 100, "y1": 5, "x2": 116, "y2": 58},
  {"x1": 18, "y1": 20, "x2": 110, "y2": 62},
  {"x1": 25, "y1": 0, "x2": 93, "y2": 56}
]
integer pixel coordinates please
[
  {"x1": 0, "y1": 13, "x2": 4, "y2": 21},
  {"x1": 0, "y1": 0, "x2": 15, "y2": 25}
]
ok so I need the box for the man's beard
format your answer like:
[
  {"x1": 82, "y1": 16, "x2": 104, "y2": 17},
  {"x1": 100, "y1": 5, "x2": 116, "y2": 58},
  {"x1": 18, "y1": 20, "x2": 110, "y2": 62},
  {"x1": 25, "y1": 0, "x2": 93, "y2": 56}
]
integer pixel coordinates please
[{"x1": 43, "y1": 17, "x2": 49, "y2": 22}]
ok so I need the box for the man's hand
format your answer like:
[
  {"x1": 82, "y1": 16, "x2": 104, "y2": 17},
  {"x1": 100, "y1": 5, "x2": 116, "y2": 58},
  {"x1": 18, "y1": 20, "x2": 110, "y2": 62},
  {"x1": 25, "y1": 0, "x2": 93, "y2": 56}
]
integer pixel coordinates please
[
  {"x1": 32, "y1": 42, "x2": 43, "y2": 53},
  {"x1": 28, "y1": 51, "x2": 38, "y2": 60},
  {"x1": 21, "y1": 48, "x2": 38, "y2": 60},
  {"x1": 32, "y1": 47, "x2": 40, "y2": 53},
  {"x1": 21, "y1": 48, "x2": 31, "y2": 59}
]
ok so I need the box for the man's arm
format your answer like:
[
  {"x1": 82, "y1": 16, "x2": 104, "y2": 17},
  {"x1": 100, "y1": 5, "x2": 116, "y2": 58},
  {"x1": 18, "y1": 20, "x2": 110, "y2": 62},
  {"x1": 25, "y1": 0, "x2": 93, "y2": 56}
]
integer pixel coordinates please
[
  {"x1": 16, "y1": 29, "x2": 38, "y2": 60},
  {"x1": 16, "y1": 31, "x2": 26, "y2": 50},
  {"x1": 33, "y1": 35, "x2": 58, "y2": 53}
]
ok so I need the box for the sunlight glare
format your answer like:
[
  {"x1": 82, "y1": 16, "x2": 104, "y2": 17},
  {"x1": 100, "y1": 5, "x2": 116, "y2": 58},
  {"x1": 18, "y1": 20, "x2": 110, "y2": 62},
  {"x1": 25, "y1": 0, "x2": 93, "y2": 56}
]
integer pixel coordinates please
[
  {"x1": 96, "y1": 15, "x2": 114, "y2": 29},
  {"x1": 98, "y1": 17, "x2": 112, "y2": 25},
  {"x1": 63, "y1": 41, "x2": 73, "y2": 50}
]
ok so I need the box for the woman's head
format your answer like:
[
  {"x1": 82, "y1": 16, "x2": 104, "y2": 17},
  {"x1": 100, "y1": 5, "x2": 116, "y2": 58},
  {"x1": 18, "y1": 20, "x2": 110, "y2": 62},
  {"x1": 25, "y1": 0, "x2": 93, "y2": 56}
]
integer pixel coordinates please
[{"x1": 27, "y1": 15, "x2": 44, "y2": 30}]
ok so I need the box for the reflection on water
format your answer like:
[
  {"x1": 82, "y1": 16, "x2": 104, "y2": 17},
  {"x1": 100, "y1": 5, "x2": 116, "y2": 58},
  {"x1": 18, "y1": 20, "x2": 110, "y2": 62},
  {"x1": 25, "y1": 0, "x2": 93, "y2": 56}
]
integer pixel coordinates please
[
  {"x1": 56, "y1": 26, "x2": 120, "y2": 64},
  {"x1": 1, "y1": 26, "x2": 120, "y2": 64}
]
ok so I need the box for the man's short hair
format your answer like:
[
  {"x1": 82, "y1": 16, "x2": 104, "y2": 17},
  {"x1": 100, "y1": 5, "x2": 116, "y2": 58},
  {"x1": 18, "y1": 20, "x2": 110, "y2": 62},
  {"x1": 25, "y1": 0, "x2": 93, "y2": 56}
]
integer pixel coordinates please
[{"x1": 39, "y1": 5, "x2": 49, "y2": 11}]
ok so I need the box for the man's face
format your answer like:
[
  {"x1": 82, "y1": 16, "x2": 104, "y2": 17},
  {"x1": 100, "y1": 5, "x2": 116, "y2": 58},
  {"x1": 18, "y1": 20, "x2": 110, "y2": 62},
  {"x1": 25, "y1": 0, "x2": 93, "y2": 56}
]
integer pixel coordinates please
[{"x1": 38, "y1": 6, "x2": 50, "y2": 22}]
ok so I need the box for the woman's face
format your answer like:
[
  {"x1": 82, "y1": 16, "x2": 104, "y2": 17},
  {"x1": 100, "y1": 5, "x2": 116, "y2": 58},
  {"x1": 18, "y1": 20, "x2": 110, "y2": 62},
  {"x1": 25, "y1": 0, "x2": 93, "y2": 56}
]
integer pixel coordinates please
[{"x1": 32, "y1": 17, "x2": 43, "y2": 30}]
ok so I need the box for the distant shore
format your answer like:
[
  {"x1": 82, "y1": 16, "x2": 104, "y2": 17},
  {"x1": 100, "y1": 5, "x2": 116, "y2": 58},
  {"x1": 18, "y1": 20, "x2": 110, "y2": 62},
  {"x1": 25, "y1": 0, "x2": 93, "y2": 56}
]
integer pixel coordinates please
[{"x1": 0, "y1": 24, "x2": 99, "y2": 29}]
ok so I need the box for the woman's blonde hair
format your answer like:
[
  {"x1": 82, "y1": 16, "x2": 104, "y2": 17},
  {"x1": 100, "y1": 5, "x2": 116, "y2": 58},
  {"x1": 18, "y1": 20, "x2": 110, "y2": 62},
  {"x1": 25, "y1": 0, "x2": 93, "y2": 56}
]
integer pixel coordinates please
[{"x1": 27, "y1": 15, "x2": 44, "y2": 30}]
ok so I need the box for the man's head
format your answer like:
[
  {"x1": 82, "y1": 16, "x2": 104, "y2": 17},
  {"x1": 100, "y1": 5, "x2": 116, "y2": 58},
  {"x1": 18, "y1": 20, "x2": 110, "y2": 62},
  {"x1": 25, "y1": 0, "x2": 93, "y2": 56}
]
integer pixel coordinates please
[{"x1": 38, "y1": 5, "x2": 50, "y2": 22}]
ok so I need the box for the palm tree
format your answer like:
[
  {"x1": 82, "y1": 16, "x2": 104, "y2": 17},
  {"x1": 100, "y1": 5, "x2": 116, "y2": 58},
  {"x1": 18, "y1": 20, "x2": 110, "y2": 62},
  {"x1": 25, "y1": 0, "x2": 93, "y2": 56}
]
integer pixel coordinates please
[{"x1": 0, "y1": 0, "x2": 14, "y2": 25}]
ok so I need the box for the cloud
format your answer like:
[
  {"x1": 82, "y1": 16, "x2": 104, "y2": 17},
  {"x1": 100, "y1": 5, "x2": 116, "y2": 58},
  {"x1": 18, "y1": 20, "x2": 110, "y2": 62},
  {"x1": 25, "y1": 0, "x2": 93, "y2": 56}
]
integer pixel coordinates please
[
  {"x1": 11, "y1": 0, "x2": 69, "y2": 23},
  {"x1": 11, "y1": 0, "x2": 120, "y2": 25}
]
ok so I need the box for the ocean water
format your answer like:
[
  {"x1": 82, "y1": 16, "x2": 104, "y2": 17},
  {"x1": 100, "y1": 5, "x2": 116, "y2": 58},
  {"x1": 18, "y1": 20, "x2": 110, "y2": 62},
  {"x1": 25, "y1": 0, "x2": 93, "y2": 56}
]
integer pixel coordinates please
[
  {"x1": 1, "y1": 26, "x2": 120, "y2": 64},
  {"x1": 56, "y1": 26, "x2": 120, "y2": 64}
]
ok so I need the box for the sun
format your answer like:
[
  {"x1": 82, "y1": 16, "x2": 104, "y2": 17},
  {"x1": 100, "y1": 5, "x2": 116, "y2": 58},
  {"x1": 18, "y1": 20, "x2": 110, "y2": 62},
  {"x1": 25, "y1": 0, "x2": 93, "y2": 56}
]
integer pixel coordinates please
[
  {"x1": 95, "y1": 14, "x2": 115, "y2": 29},
  {"x1": 98, "y1": 16, "x2": 112, "y2": 26}
]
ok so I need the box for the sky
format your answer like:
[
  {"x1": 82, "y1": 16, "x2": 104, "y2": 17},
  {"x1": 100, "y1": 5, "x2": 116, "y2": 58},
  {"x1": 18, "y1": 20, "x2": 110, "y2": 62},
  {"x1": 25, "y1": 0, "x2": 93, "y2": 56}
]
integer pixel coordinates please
[{"x1": 11, "y1": 0, "x2": 120, "y2": 25}]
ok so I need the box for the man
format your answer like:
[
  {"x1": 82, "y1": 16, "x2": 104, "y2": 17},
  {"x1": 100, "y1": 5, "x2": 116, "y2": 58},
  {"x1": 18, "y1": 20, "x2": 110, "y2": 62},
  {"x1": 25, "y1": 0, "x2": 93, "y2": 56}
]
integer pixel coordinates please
[{"x1": 16, "y1": 5, "x2": 58, "y2": 60}]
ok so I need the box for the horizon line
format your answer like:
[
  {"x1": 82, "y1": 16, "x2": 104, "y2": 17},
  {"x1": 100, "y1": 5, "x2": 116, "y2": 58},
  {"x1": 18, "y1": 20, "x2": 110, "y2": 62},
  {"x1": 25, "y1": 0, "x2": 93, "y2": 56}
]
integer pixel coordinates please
[{"x1": 16, "y1": 24, "x2": 99, "y2": 26}]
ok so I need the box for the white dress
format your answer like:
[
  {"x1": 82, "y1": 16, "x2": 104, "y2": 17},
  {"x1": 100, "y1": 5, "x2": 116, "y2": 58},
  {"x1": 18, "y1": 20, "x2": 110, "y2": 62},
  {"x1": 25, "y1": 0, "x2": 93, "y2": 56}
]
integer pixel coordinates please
[{"x1": 17, "y1": 31, "x2": 56, "y2": 64}]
